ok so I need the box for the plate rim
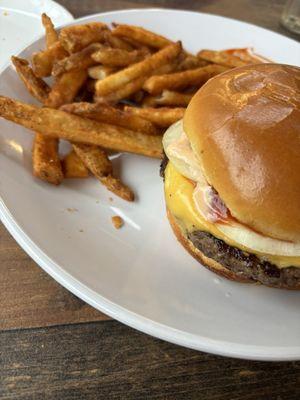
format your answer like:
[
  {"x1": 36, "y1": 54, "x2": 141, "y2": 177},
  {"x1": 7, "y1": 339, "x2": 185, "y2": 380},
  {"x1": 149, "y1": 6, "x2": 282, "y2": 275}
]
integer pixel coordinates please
[{"x1": 1, "y1": 8, "x2": 300, "y2": 361}]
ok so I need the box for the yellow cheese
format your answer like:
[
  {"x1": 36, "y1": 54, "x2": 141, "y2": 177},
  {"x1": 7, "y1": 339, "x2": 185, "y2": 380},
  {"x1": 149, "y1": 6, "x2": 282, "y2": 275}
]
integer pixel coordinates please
[{"x1": 165, "y1": 162, "x2": 300, "y2": 268}]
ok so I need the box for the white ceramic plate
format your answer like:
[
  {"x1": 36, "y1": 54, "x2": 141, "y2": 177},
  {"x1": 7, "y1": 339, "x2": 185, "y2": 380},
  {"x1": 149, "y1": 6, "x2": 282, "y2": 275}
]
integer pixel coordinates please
[
  {"x1": 1, "y1": 9, "x2": 300, "y2": 361},
  {"x1": 0, "y1": 0, "x2": 73, "y2": 70}
]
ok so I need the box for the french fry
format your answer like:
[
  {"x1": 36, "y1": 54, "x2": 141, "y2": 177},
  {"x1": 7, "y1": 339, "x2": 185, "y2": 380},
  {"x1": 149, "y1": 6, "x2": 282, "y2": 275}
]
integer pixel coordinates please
[
  {"x1": 62, "y1": 150, "x2": 89, "y2": 178},
  {"x1": 32, "y1": 42, "x2": 68, "y2": 77},
  {"x1": 11, "y1": 57, "x2": 50, "y2": 103},
  {"x1": 91, "y1": 48, "x2": 146, "y2": 67},
  {"x1": 61, "y1": 102, "x2": 161, "y2": 135},
  {"x1": 142, "y1": 90, "x2": 193, "y2": 107},
  {"x1": 32, "y1": 133, "x2": 63, "y2": 185},
  {"x1": 112, "y1": 24, "x2": 172, "y2": 49},
  {"x1": 143, "y1": 64, "x2": 227, "y2": 94},
  {"x1": 52, "y1": 43, "x2": 101, "y2": 76},
  {"x1": 88, "y1": 65, "x2": 116, "y2": 80},
  {"x1": 100, "y1": 175, "x2": 134, "y2": 201},
  {"x1": 177, "y1": 54, "x2": 209, "y2": 71},
  {"x1": 45, "y1": 70, "x2": 88, "y2": 108},
  {"x1": 73, "y1": 144, "x2": 134, "y2": 201},
  {"x1": 95, "y1": 76, "x2": 145, "y2": 103},
  {"x1": 0, "y1": 96, "x2": 163, "y2": 158},
  {"x1": 222, "y1": 48, "x2": 270, "y2": 63},
  {"x1": 197, "y1": 49, "x2": 246, "y2": 68},
  {"x1": 124, "y1": 106, "x2": 185, "y2": 127},
  {"x1": 95, "y1": 42, "x2": 182, "y2": 97},
  {"x1": 103, "y1": 31, "x2": 135, "y2": 51},
  {"x1": 59, "y1": 22, "x2": 108, "y2": 53},
  {"x1": 42, "y1": 13, "x2": 58, "y2": 48}
]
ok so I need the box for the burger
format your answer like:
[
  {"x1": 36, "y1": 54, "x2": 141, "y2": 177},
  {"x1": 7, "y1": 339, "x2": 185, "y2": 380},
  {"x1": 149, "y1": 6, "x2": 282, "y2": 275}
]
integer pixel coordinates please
[{"x1": 161, "y1": 63, "x2": 300, "y2": 289}]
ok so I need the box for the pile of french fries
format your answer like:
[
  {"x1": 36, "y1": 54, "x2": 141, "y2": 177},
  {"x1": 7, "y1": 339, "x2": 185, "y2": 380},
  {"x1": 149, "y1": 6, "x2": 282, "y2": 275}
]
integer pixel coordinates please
[{"x1": 0, "y1": 14, "x2": 265, "y2": 201}]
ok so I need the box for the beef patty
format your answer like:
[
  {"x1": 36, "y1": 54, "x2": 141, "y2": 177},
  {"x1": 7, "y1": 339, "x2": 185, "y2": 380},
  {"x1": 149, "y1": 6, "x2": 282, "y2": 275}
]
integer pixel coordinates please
[
  {"x1": 161, "y1": 157, "x2": 300, "y2": 289},
  {"x1": 188, "y1": 230, "x2": 300, "y2": 289}
]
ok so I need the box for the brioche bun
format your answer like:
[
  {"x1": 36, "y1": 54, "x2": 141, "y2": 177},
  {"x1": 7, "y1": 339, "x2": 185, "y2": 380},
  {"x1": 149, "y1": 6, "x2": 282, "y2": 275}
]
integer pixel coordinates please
[{"x1": 183, "y1": 63, "x2": 300, "y2": 242}]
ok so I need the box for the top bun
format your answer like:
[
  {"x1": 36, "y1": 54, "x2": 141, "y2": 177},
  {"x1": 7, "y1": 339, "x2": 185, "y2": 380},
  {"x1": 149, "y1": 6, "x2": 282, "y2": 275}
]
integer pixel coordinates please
[{"x1": 184, "y1": 63, "x2": 300, "y2": 242}]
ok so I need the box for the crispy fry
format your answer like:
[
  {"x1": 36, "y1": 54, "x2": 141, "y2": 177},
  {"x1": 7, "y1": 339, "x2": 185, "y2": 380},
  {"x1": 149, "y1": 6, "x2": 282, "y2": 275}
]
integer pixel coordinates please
[
  {"x1": 32, "y1": 133, "x2": 63, "y2": 184},
  {"x1": 95, "y1": 76, "x2": 146, "y2": 103},
  {"x1": 73, "y1": 144, "x2": 134, "y2": 201},
  {"x1": 11, "y1": 56, "x2": 50, "y2": 103},
  {"x1": 222, "y1": 48, "x2": 270, "y2": 63},
  {"x1": 111, "y1": 215, "x2": 124, "y2": 229},
  {"x1": 0, "y1": 96, "x2": 163, "y2": 158},
  {"x1": 73, "y1": 144, "x2": 112, "y2": 176},
  {"x1": 88, "y1": 65, "x2": 116, "y2": 80},
  {"x1": 197, "y1": 49, "x2": 246, "y2": 68},
  {"x1": 32, "y1": 42, "x2": 68, "y2": 77},
  {"x1": 112, "y1": 24, "x2": 172, "y2": 49},
  {"x1": 177, "y1": 54, "x2": 209, "y2": 71},
  {"x1": 103, "y1": 31, "x2": 135, "y2": 51},
  {"x1": 143, "y1": 91, "x2": 193, "y2": 107},
  {"x1": 95, "y1": 42, "x2": 182, "y2": 97},
  {"x1": 101, "y1": 175, "x2": 134, "y2": 201},
  {"x1": 52, "y1": 43, "x2": 101, "y2": 76},
  {"x1": 59, "y1": 22, "x2": 108, "y2": 53},
  {"x1": 124, "y1": 106, "x2": 185, "y2": 127},
  {"x1": 92, "y1": 47, "x2": 145, "y2": 67},
  {"x1": 62, "y1": 150, "x2": 89, "y2": 178},
  {"x1": 42, "y1": 13, "x2": 58, "y2": 48},
  {"x1": 144, "y1": 64, "x2": 227, "y2": 94},
  {"x1": 61, "y1": 102, "x2": 161, "y2": 135},
  {"x1": 45, "y1": 70, "x2": 88, "y2": 108}
]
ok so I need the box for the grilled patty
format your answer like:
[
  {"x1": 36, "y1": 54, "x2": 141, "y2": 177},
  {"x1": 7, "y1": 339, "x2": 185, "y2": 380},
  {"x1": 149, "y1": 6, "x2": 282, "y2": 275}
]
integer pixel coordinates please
[{"x1": 161, "y1": 157, "x2": 300, "y2": 289}]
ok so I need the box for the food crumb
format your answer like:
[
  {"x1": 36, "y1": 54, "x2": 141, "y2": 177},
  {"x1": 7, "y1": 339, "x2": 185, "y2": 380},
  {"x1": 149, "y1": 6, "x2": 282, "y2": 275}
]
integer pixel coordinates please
[
  {"x1": 112, "y1": 215, "x2": 124, "y2": 229},
  {"x1": 96, "y1": 200, "x2": 99, "y2": 204},
  {"x1": 79, "y1": 229, "x2": 84, "y2": 233},
  {"x1": 67, "y1": 207, "x2": 78, "y2": 212},
  {"x1": 3, "y1": 11, "x2": 8, "y2": 16},
  {"x1": 109, "y1": 197, "x2": 113, "y2": 202}
]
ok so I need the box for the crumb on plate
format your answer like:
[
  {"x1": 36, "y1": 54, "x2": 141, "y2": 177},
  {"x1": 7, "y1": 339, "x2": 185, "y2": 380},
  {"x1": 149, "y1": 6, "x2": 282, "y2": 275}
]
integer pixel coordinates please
[{"x1": 111, "y1": 215, "x2": 124, "y2": 229}]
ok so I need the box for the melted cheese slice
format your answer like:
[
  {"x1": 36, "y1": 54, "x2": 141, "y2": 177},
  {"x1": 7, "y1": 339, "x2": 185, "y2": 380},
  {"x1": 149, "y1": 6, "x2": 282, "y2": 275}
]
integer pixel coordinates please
[{"x1": 165, "y1": 162, "x2": 300, "y2": 268}]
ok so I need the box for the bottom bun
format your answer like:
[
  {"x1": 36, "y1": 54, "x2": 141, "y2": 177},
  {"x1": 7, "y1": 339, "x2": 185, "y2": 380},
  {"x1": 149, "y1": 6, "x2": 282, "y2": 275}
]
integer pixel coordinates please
[{"x1": 167, "y1": 208, "x2": 253, "y2": 284}]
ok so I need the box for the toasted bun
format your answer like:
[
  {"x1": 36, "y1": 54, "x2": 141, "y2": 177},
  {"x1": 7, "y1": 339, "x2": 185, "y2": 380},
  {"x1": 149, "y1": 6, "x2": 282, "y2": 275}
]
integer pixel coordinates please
[
  {"x1": 167, "y1": 208, "x2": 252, "y2": 283},
  {"x1": 184, "y1": 64, "x2": 300, "y2": 242}
]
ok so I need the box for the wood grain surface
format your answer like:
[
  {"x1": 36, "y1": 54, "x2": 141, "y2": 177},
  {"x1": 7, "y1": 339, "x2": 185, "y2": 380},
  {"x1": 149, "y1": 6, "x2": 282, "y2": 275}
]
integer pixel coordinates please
[
  {"x1": 1, "y1": 321, "x2": 300, "y2": 400},
  {"x1": 1, "y1": 0, "x2": 300, "y2": 398}
]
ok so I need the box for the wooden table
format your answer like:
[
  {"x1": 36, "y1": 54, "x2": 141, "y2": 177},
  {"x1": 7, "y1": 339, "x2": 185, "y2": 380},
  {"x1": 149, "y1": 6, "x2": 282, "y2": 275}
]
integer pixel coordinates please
[{"x1": 1, "y1": 1, "x2": 300, "y2": 398}]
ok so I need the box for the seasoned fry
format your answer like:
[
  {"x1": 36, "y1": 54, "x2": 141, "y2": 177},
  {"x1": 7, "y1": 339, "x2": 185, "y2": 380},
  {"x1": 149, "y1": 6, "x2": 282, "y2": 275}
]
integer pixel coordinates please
[
  {"x1": 101, "y1": 175, "x2": 134, "y2": 201},
  {"x1": 73, "y1": 144, "x2": 112, "y2": 176},
  {"x1": 222, "y1": 48, "x2": 270, "y2": 63},
  {"x1": 88, "y1": 65, "x2": 116, "y2": 80},
  {"x1": 61, "y1": 102, "x2": 161, "y2": 135},
  {"x1": 95, "y1": 42, "x2": 182, "y2": 97},
  {"x1": 177, "y1": 54, "x2": 209, "y2": 71},
  {"x1": 112, "y1": 24, "x2": 172, "y2": 49},
  {"x1": 197, "y1": 49, "x2": 246, "y2": 68},
  {"x1": 42, "y1": 13, "x2": 58, "y2": 48},
  {"x1": 59, "y1": 22, "x2": 108, "y2": 53},
  {"x1": 62, "y1": 150, "x2": 89, "y2": 178},
  {"x1": 73, "y1": 144, "x2": 134, "y2": 201},
  {"x1": 92, "y1": 48, "x2": 145, "y2": 67},
  {"x1": 103, "y1": 31, "x2": 134, "y2": 51},
  {"x1": 52, "y1": 43, "x2": 101, "y2": 76},
  {"x1": 45, "y1": 70, "x2": 88, "y2": 108},
  {"x1": 32, "y1": 133, "x2": 63, "y2": 185},
  {"x1": 0, "y1": 96, "x2": 163, "y2": 158},
  {"x1": 143, "y1": 64, "x2": 227, "y2": 94},
  {"x1": 11, "y1": 56, "x2": 50, "y2": 103},
  {"x1": 143, "y1": 91, "x2": 193, "y2": 107},
  {"x1": 95, "y1": 76, "x2": 146, "y2": 103},
  {"x1": 32, "y1": 42, "x2": 68, "y2": 77},
  {"x1": 124, "y1": 106, "x2": 185, "y2": 127}
]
